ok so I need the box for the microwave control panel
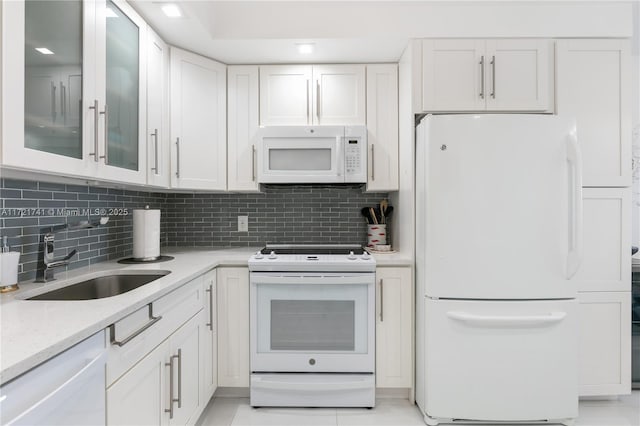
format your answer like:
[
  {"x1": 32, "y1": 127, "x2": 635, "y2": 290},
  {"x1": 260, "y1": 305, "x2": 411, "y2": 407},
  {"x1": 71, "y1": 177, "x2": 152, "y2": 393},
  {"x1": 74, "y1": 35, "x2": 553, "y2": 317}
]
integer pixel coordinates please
[{"x1": 343, "y1": 127, "x2": 367, "y2": 183}]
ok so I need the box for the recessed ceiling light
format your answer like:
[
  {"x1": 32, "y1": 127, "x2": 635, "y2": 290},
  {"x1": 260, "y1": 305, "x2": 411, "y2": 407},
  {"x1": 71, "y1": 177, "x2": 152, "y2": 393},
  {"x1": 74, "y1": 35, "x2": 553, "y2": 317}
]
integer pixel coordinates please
[
  {"x1": 105, "y1": 7, "x2": 118, "y2": 18},
  {"x1": 161, "y1": 3, "x2": 182, "y2": 18},
  {"x1": 296, "y1": 43, "x2": 314, "y2": 55},
  {"x1": 35, "y1": 47, "x2": 54, "y2": 55}
]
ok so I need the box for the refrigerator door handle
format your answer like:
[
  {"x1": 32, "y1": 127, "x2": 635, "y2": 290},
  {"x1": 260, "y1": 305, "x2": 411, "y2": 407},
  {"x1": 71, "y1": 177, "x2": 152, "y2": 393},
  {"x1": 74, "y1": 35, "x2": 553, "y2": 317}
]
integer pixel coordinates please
[
  {"x1": 566, "y1": 135, "x2": 583, "y2": 279},
  {"x1": 447, "y1": 311, "x2": 567, "y2": 327}
]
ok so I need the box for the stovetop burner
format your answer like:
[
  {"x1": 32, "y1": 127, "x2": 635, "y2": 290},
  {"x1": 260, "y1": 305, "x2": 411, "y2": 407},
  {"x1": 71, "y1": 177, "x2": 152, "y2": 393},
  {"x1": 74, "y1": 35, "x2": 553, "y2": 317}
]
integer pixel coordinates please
[{"x1": 259, "y1": 244, "x2": 365, "y2": 255}]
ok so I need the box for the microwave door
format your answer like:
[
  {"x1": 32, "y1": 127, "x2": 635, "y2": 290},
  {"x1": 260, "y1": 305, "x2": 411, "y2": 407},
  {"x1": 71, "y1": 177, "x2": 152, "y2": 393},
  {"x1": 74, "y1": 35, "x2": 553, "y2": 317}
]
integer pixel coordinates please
[{"x1": 259, "y1": 135, "x2": 343, "y2": 183}]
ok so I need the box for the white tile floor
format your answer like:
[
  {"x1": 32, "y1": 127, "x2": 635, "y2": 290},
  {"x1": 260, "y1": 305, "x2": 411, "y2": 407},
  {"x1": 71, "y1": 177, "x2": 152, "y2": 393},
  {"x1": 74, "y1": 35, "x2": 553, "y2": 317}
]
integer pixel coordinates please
[{"x1": 196, "y1": 392, "x2": 640, "y2": 426}]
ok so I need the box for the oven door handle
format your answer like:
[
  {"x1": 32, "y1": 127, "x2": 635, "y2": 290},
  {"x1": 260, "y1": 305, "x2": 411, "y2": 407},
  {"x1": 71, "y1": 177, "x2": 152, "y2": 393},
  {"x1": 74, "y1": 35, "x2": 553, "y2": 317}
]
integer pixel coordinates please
[
  {"x1": 252, "y1": 378, "x2": 372, "y2": 391},
  {"x1": 251, "y1": 274, "x2": 374, "y2": 285}
]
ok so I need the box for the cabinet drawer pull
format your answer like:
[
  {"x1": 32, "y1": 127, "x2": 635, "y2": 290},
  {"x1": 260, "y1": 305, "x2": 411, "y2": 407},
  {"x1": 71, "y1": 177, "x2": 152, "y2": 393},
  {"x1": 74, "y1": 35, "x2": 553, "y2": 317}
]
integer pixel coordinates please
[
  {"x1": 109, "y1": 303, "x2": 162, "y2": 347},
  {"x1": 89, "y1": 100, "x2": 99, "y2": 162}
]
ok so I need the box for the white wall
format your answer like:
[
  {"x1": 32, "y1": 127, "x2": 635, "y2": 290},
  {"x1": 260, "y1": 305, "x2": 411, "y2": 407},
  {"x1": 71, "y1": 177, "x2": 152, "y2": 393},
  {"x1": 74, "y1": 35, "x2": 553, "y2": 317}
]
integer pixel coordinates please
[{"x1": 633, "y1": 2, "x2": 640, "y2": 248}]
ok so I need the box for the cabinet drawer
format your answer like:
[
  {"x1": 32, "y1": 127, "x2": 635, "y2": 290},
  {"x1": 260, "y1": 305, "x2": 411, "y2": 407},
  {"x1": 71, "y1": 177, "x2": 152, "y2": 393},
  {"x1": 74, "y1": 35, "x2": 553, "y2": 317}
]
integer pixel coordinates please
[{"x1": 107, "y1": 276, "x2": 205, "y2": 386}]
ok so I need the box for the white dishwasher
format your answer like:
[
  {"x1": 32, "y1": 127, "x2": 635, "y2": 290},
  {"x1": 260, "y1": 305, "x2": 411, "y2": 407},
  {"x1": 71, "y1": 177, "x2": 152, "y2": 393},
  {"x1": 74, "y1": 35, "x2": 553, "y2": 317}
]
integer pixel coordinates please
[{"x1": 0, "y1": 331, "x2": 106, "y2": 426}]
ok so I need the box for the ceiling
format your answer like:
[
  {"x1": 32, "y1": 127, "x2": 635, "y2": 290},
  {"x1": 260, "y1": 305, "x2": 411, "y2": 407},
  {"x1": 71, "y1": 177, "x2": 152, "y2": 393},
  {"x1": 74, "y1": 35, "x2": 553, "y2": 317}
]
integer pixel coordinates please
[{"x1": 128, "y1": 1, "x2": 634, "y2": 65}]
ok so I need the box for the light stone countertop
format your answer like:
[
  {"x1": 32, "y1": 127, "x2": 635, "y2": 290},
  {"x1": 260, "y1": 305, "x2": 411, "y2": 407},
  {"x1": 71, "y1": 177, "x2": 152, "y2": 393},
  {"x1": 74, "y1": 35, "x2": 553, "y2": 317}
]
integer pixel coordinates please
[
  {"x1": 0, "y1": 247, "x2": 258, "y2": 385},
  {"x1": 0, "y1": 246, "x2": 413, "y2": 385}
]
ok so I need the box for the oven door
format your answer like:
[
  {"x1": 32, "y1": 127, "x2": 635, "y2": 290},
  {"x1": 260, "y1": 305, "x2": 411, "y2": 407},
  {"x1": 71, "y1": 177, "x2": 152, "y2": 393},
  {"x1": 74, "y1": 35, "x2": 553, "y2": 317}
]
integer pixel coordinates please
[
  {"x1": 257, "y1": 126, "x2": 344, "y2": 183},
  {"x1": 250, "y1": 272, "x2": 375, "y2": 373}
]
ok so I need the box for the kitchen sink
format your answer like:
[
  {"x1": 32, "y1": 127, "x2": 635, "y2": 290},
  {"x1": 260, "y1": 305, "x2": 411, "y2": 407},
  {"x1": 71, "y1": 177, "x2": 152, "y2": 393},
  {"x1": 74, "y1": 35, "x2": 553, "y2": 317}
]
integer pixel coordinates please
[{"x1": 27, "y1": 271, "x2": 171, "y2": 301}]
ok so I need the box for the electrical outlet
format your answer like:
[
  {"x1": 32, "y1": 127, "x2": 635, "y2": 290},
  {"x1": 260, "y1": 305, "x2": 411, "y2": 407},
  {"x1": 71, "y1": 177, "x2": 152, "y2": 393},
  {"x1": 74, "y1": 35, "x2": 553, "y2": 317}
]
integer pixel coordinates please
[{"x1": 238, "y1": 215, "x2": 248, "y2": 232}]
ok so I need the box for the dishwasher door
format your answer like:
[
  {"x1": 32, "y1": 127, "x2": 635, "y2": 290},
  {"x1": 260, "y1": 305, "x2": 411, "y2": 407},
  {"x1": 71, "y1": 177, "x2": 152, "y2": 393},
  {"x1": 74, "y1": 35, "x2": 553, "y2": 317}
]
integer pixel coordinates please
[
  {"x1": 0, "y1": 331, "x2": 106, "y2": 426},
  {"x1": 632, "y1": 266, "x2": 639, "y2": 389}
]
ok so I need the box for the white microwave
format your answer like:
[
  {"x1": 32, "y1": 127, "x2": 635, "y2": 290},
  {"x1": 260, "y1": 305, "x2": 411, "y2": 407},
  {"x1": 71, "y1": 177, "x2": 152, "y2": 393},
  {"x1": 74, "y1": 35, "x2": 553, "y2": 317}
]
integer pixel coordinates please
[{"x1": 256, "y1": 126, "x2": 367, "y2": 184}]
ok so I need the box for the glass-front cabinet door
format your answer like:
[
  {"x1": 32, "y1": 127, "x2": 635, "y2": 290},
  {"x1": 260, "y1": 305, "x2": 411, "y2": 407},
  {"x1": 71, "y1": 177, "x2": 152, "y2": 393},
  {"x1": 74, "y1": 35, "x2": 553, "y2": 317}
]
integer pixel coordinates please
[
  {"x1": 1, "y1": 0, "x2": 146, "y2": 184},
  {"x1": 2, "y1": 0, "x2": 95, "y2": 176},
  {"x1": 92, "y1": 0, "x2": 147, "y2": 184}
]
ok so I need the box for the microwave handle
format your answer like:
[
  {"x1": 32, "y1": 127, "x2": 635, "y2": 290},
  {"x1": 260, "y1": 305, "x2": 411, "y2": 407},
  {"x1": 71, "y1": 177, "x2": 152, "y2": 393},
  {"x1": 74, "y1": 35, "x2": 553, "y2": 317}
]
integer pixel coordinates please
[{"x1": 336, "y1": 136, "x2": 344, "y2": 178}]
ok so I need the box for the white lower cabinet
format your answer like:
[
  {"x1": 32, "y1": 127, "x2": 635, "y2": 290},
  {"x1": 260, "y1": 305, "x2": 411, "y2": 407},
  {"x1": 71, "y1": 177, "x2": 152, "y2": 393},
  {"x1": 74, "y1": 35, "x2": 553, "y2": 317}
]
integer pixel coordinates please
[
  {"x1": 375, "y1": 267, "x2": 413, "y2": 389},
  {"x1": 107, "y1": 340, "x2": 168, "y2": 425},
  {"x1": 574, "y1": 188, "x2": 632, "y2": 292},
  {"x1": 217, "y1": 267, "x2": 250, "y2": 387},
  {"x1": 578, "y1": 291, "x2": 631, "y2": 397},
  {"x1": 201, "y1": 270, "x2": 218, "y2": 401},
  {"x1": 106, "y1": 275, "x2": 208, "y2": 426},
  {"x1": 106, "y1": 313, "x2": 205, "y2": 426},
  {"x1": 168, "y1": 314, "x2": 203, "y2": 426}
]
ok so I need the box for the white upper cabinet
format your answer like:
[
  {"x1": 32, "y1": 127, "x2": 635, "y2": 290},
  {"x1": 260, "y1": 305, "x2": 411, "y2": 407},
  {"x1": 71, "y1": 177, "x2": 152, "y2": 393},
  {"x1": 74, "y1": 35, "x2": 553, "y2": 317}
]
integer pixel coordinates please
[
  {"x1": 170, "y1": 47, "x2": 226, "y2": 190},
  {"x1": 484, "y1": 39, "x2": 552, "y2": 111},
  {"x1": 556, "y1": 39, "x2": 631, "y2": 187},
  {"x1": 260, "y1": 65, "x2": 312, "y2": 125},
  {"x1": 366, "y1": 64, "x2": 399, "y2": 192},
  {"x1": 422, "y1": 39, "x2": 553, "y2": 112},
  {"x1": 259, "y1": 65, "x2": 365, "y2": 126},
  {"x1": 228, "y1": 66, "x2": 259, "y2": 192},
  {"x1": 422, "y1": 39, "x2": 485, "y2": 111},
  {"x1": 312, "y1": 65, "x2": 366, "y2": 125},
  {"x1": 2, "y1": 0, "x2": 147, "y2": 184},
  {"x1": 146, "y1": 28, "x2": 170, "y2": 188}
]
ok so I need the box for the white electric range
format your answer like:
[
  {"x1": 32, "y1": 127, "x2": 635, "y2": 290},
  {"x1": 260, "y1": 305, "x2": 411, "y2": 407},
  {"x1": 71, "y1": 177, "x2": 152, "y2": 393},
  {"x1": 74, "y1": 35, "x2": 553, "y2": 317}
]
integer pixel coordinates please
[{"x1": 248, "y1": 244, "x2": 376, "y2": 408}]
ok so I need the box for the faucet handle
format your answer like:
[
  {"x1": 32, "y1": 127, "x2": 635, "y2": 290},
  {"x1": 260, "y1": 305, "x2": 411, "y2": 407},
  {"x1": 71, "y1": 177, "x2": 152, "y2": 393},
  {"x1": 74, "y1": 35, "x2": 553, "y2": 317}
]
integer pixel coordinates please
[{"x1": 61, "y1": 249, "x2": 77, "y2": 262}]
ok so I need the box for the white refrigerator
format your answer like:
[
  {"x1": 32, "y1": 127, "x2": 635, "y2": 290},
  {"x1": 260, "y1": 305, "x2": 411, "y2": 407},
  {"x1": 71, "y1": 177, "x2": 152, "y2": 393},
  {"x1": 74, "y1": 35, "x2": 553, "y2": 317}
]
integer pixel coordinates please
[{"x1": 415, "y1": 115, "x2": 582, "y2": 426}]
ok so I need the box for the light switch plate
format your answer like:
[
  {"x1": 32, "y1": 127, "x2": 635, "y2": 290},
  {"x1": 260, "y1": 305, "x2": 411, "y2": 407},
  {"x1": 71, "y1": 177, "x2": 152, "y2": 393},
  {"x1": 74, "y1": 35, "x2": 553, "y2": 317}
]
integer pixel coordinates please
[{"x1": 238, "y1": 215, "x2": 248, "y2": 232}]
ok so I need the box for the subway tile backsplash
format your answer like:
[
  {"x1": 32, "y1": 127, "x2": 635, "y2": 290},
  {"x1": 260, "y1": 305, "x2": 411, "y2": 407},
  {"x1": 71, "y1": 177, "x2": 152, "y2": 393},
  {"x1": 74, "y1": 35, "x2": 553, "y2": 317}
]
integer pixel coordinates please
[
  {"x1": 1, "y1": 179, "x2": 388, "y2": 282},
  {"x1": 0, "y1": 179, "x2": 166, "y2": 282}
]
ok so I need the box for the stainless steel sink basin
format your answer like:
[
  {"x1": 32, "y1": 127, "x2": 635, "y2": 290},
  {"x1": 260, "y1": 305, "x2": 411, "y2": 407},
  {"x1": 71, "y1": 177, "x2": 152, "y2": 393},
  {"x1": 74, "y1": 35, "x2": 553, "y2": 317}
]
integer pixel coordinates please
[{"x1": 27, "y1": 271, "x2": 171, "y2": 301}]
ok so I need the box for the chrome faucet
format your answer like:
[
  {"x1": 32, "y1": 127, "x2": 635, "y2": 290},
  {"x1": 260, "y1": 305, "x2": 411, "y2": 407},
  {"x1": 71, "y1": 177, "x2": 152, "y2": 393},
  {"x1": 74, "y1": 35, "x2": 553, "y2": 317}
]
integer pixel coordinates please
[
  {"x1": 40, "y1": 233, "x2": 77, "y2": 282},
  {"x1": 37, "y1": 217, "x2": 109, "y2": 282}
]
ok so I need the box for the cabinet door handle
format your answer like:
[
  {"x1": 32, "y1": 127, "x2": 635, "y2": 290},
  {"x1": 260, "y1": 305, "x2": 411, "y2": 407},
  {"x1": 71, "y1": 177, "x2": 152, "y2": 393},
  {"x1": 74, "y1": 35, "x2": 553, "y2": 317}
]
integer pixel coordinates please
[
  {"x1": 490, "y1": 55, "x2": 496, "y2": 99},
  {"x1": 51, "y1": 82, "x2": 56, "y2": 123},
  {"x1": 206, "y1": 284, "x2": 214, "y2": 330},
  {"x1": 89, "y1": 100, "x2": 99, "y2": 162},
  {"x1": 370, "y1": 144, "x2": 375, "y2": 181},
  {"x1": 251, "y1": 144, "x2": 256, "y2": 182},
  {"x1": 479, "y1": 56, "x2": 485, "y2": 99},
  {"x1": 175, "y1": 138, "x2": 180, "y2": 178},
  {"x1": 99, "y1": 104, "x2": 109, "y2": 164},
  {"x1": 164, "y1": 354, "x2": 176, "y2": 419},
  {"x1": 379, "y1": 278, "x2": 384, "y2": 322},
  {"x1": 109, "y1": 303, "x2": 162, "y2": 347},
  {"x1": 60, "y1": 82, "x2": 65, "y2": 121},
  {"x1": 316, "y1": 80, "x2": 320, "y2": 122},
  {"x1": 306, "y1": 79, "x2": 310, "y2": 124},
  {"x1": 176, "y1": 348, "x2": 182, "y2": 408},
  {"x1": 151, "y1": 129, "x2": 159, "y2": 173}
]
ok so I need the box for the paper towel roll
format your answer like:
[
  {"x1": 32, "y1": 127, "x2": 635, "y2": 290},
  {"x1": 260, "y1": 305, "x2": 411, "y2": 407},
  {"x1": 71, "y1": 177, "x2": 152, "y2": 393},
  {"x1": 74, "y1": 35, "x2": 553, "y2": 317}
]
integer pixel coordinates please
[
  {"x1": 1, "y1": 252, "x2": 20, "y2": 286},
  {"x1": 133, "y1": 209, "x2": 161, "y2": 260}
]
